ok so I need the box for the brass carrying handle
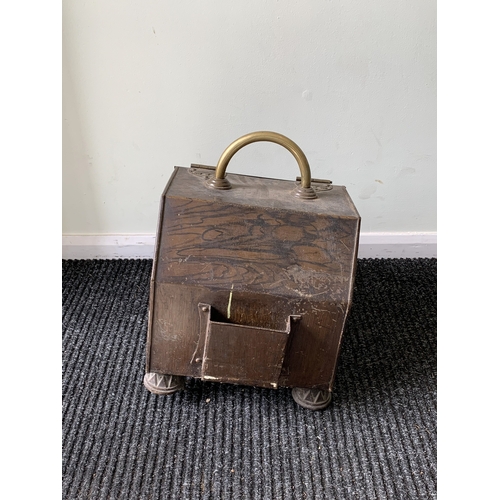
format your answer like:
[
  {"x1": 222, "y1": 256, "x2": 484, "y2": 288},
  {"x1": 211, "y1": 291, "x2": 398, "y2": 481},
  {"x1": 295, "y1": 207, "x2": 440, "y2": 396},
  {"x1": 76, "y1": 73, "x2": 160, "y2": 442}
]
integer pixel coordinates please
[{"x1": 206, "y1": 131, "x2": 317, "y2": 200}]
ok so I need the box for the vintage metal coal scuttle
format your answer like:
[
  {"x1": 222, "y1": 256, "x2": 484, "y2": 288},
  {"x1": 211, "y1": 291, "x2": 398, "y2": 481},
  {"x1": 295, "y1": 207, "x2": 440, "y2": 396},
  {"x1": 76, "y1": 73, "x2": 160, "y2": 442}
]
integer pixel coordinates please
[{"x1": 144, "y1": 131, "x2": 360, "y2": 410}]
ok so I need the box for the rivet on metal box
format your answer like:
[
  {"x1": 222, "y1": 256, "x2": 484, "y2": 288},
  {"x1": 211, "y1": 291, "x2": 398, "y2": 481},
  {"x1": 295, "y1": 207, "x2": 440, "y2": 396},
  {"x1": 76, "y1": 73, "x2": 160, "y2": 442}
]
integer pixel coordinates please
[{"x1": 143, "y1": 131, "x2": 360, "y2": 410}]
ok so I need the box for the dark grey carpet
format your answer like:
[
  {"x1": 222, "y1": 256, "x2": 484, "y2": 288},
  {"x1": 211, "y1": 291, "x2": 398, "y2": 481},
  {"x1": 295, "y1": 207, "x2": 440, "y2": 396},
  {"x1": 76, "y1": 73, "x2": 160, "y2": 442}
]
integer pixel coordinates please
[{"x1": 62, "y1": 258, "x2": 437, "y2": 500}]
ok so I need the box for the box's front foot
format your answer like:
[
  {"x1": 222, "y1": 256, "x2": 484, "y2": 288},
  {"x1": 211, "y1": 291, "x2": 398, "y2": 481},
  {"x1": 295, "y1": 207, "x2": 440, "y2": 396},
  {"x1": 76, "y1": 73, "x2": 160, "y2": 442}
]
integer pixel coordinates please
[
  {"x1": 292, "y1": 387, "x2": 332, "y2": 410},
  {"x1": 143, "y1": 372, "x2": 185, "y2": 395}
]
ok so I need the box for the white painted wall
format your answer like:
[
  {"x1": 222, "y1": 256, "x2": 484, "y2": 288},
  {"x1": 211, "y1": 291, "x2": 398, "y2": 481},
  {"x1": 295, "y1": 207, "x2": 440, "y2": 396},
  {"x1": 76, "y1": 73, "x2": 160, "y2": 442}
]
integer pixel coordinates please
[{"x1": 62, "y1": 0, "x2": 436, "y2": 236}]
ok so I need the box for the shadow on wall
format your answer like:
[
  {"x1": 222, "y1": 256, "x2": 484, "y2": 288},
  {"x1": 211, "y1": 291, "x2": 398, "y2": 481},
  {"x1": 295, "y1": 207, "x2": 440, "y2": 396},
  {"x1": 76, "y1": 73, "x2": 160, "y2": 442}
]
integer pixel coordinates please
[{"x1": 62, "y1": 40, "x2": 101, "y2": 234}]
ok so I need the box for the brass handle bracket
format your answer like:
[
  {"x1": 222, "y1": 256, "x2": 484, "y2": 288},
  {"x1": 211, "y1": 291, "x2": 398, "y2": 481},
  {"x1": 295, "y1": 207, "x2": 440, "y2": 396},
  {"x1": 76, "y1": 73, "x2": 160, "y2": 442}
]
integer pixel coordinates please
[{"x1": 206, "y1": 131, "x2": 318, "y2": 200}]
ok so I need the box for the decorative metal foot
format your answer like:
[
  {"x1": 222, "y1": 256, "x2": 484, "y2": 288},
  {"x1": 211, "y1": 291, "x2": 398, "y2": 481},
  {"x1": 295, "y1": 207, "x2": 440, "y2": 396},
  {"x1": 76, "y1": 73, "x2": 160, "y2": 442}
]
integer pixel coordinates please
[
  {"x1": 143, "y1": 372, "x2": 185, "y2": 395},
  {"x1": 292, "y1": 387, "x2": 332, "y2": 410}
]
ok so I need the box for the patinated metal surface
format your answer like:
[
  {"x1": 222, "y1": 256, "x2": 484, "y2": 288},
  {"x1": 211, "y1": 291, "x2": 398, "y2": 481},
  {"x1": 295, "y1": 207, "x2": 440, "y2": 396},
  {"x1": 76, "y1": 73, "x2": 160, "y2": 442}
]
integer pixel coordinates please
[{"x1": 145, "y1": 132, "x2": 360, "y2": 396}]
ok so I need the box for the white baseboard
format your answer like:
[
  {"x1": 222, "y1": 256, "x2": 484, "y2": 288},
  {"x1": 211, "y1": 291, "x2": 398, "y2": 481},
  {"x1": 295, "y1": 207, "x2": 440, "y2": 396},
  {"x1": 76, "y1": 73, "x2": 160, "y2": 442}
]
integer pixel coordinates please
[
  {"x1": 62, "y1": 234, "x2": 157, "y2": 260},
  {"x1": 357, "y1": 232, "x2": 437, "y2": 258},
  {"x1": 62, "y1": 232, "x2": 436, "y2": 259}
]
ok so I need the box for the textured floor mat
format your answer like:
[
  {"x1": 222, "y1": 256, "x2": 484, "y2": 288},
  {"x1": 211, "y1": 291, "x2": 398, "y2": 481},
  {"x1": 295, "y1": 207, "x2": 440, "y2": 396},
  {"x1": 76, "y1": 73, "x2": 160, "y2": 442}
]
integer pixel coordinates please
[{"x1": 62, "y1": 258, "x2": 437, "y2": 499}]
